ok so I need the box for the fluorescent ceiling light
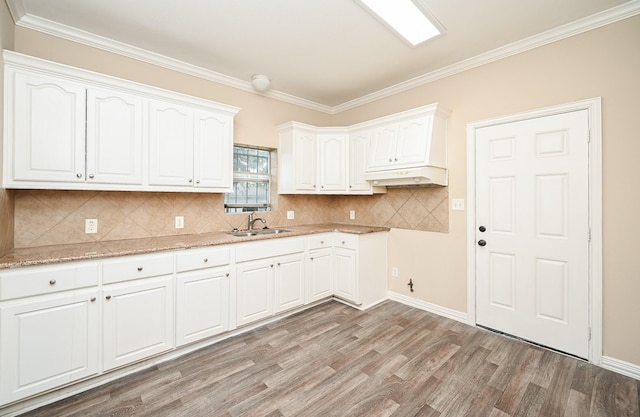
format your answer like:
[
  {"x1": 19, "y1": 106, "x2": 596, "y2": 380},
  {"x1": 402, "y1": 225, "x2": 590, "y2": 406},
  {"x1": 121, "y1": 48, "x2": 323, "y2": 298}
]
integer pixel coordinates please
[{"x1": 357, "y1": 0, "x2": 441, "y2": 46}]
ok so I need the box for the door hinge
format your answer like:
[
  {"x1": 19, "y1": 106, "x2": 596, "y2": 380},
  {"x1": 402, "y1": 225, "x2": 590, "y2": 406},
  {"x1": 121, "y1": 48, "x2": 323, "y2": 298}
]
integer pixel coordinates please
[
  {"x1": 587, "y1": 227, "x2": 591, "y2": 242},
  {"x1": 587, "y1": 327, "x2": 592, "y2": 341}
]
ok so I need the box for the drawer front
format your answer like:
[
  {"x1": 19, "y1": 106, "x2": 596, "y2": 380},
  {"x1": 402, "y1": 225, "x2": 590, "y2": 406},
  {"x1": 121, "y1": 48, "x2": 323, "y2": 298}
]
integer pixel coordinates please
[
  {"x1": 102, "y1": 253, "x2": 174, "y2": 284},
  {"x1": 334, "y1": 233, "x2": 358, "y2": 250},
  {"x1": 176, "y1": 247, "x2": 230, "y2": 272},
  {"x1": 307, "y1": 233, "x2": 334, "y2": 250},
  {"x1": 0, "y1": 263, "x2": 99, "y2": 301}
]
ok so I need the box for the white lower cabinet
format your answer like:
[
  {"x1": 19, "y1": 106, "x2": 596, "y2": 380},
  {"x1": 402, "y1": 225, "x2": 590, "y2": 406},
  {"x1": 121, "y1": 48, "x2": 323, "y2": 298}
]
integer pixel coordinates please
[
  {"x1": 102, "y1": 276, "x2": 174, "y2": 371},
  {"x1": 176, "y1": 247, "x2": 231, "y2": 347},
  {"x1": 236, "y1": 258, "x2": 274, "y2": 327},
  {"x1": 0, "y1": 289, "x2": 100, "y2": 405},
  {"x1": 306, "y1": 248, "x2": 333, "y2": 303},
  {"x1": 274, "y1": 253, "x2": 305, "y2": 313},
  {"x1": 333, "y1": 248, "x2": 357, "y2": 303},
  {"x1": 0, "y1": 262, "x2": 100, "y2": 405}
]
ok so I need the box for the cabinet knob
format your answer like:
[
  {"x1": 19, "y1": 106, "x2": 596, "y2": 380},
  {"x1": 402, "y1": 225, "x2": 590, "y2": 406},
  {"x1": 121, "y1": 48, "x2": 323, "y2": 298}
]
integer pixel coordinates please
[
  {"x1": 105, "y1": 295, "x2": 112, "y2": 300},
  {"x1": 88, "y1": 174, "x2": 94, "y2": 179},
  {"x1": 49, "y1": 279, "x2": 56, "y2": 285},
  {"x1": 76, "y1": 173, "x2": 83, "y2": 178},
  {"x1": 349, "y1": 185, "x2": 352, "y2": 188},
  {"x1": 137, "y1": 266, "x2": 143, "y2": 272},
  {"x1": 226, "y1": 273, "x2": 229, "y2": 277},
  {"x1": 310, "y1": 257, "x2": 314, "y2": 261},
  {"x1": 189, "y1": 179, "x2": 193, "y2": 183},
  {"x1": 389, "y1": 158, "x2": 393, "y2": 162},
  {"x1": 320, "y1": 241, "x2": 324, "y2": 244},
  {"x1": 394, "y1": 157, "x2": 398, "y2": 161},
  {"x1": 270, "y1": 264, "x2": 274, "y2": 268},
  {"x1": 204, "y1": 258, "x2": 208, "y2": 263},
  {"x1": 321, "y1": 185, "x2": 325, "y2": 189},
  {"x1": 342, "y1": 241, "x2": 346, "y2": 245},
  {"x1": 313, "y1": 185, "x2": 316, "y2": 188},
  {"x1": 196, "y1": 180, "x2": 200, "y2": 184},
  {"x1": 90, "y1": 297, "x2": 96, "y2": 302},
  {"x1": 277, "y1": 262, "x2": 281, "y2": 266}
]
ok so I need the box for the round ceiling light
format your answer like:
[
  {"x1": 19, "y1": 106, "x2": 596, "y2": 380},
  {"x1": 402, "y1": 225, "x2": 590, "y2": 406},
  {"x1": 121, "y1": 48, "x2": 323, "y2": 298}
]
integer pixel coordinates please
[{"x1": 251, "y1": 74, "x2": 271, "y2": 92}]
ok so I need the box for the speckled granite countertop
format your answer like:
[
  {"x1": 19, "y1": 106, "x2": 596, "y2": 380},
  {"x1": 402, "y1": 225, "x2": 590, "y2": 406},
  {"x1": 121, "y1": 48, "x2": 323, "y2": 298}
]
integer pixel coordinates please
[{"x1": 0, "y1": 223, "x2": 389, "y2": 269}]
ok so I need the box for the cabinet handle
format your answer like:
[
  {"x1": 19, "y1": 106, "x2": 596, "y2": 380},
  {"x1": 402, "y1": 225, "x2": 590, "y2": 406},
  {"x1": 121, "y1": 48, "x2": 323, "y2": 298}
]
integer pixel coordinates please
[
  {"x1": 204, "y1": 258, "x2": 208, "y2": 263},
  {"x1": 89, "y1": 174, "x2": 95, "y2": 179},
  {"x1": 76, "y1": 173, "x2": 83, "y2": 178},
  {"x1": 105, "y1": 295, "x2": 111, "y2": 300},
  {"x1": 49, "y1": 279, "x2": 56, "y2": 285},
  {"x1": 137, "y1": 267, "x2": 143, "y2": 272},
  {"x1": 90, "y1": 297, "x2": 96, "y2": 302}
]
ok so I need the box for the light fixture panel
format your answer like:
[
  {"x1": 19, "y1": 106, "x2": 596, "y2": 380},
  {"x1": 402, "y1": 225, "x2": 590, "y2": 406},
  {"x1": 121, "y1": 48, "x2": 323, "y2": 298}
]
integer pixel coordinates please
[{"x1": 355, "y1": 0, "x2": 443, "y2": 47}]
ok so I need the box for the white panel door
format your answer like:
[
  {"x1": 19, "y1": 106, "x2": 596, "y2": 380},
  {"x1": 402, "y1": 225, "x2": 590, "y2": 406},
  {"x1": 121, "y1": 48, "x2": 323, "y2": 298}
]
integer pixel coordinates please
[
  {"x1": 86, "y1": 87, "x2": 143, "y2": 185},
  {"x1": 0, "y1": 289, "x2": 99, "y2": 405},
  {"x1": 102, "y1": 276, "x2": 174, "y2": 370},
  {"x1": 12, "y1": 72, "x2": 86, "y2": 183},
  {"x1": 236, "y1": 259, "x2": 274, "y2": 326},
  {"x1": 148, "y1": 100, "x2": 194, "y2": 186},
  {"x1": 193, "y1": 110, "x2": 233, "y2": 189},
  {"x1": 176, "y1": 268, "x2": 230, "y2": 347},
  {"x1": 274, "y1": 254, "x2": 305, "y2": 313},
  {"x1": 318, "y1": 134, "x2": 347, "y2": 192},
  {"x1": 475, "y1": 110, "x2": 590, "y2": 358}
]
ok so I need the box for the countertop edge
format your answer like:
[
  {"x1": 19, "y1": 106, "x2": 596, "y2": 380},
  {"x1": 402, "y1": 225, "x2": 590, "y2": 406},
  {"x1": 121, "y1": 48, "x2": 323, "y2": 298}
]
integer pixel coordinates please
[{"x1": 0, "y1": 223, "x2": 390, "y2": 269}]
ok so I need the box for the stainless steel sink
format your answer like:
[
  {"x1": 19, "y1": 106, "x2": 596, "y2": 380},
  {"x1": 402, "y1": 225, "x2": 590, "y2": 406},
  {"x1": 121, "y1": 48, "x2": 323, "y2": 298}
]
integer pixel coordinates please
[{"x1": 228, "y1": 228, "x2": 290, "y2": 237}]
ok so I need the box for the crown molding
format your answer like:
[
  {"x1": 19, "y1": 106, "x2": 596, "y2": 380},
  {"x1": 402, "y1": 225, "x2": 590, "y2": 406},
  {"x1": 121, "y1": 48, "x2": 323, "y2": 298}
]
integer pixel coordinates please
[{"x1": 7, "y1": 0, "x2": 640, "y2": 115}]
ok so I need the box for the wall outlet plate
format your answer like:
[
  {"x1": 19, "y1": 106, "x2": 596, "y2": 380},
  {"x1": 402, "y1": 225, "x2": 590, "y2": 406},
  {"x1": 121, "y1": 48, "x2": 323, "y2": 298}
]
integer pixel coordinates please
[
  {"x1": 287, "y1": 211, "x2": 295, "y2": 220},
  {"x1": 175, "y1": 216, "x2": 184, "y2": 229},
  {"x1": 349, "y1": 210, "x2": 356, "y2": 220},
  {"x1": 452, "y1": 198, "x2": 465, "y2": 211},
  {"x1": 85, "y1": 219, "x2": 98, "y2": 234}
]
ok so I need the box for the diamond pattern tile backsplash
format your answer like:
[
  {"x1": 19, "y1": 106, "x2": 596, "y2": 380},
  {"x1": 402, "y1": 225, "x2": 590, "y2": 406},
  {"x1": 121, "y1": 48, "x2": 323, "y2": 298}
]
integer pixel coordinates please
[{"x1": 13, "y1": 187, "x2": 449, "y2": 248}]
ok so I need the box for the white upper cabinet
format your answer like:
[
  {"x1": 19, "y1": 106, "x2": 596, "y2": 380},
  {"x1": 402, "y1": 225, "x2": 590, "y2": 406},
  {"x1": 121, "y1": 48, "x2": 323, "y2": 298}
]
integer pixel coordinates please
[
  {"x1": 317, "y1": 133, "x2": 347, "y2": 192},
  {"x1": 367, "y1": 124, "x2": 398, "y2": 170},
  {"x1": 9, "y1": 71, "x2": 87, "y2": 184},
  {"x1": 86, "y1": 87, "x2": 144, "y2": 185},
  {"x1": 149, "y1": 100, "x2": 195, "y2": 187},
  {"x1": 3, "y1": 51, "x2": 239, "y2": 192},
  {"x1": 349, "y1": 130, "x2": 378, "y2": 193}
]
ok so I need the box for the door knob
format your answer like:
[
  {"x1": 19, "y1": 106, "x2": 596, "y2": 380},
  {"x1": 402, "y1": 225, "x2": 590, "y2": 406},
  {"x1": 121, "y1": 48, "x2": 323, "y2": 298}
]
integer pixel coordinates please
[
  {"x1": 479, "y1": 226, "x2": 486, "y2": 232},
  {"x1": 478, "y1": 240, "x2": 487, "y2": 247}
]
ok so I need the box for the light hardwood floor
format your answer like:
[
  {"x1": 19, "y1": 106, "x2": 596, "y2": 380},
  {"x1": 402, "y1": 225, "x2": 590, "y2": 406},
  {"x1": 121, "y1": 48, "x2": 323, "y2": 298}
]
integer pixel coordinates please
[{"x1": 19, "y1": 301, "x2": 640, "y2": 416}]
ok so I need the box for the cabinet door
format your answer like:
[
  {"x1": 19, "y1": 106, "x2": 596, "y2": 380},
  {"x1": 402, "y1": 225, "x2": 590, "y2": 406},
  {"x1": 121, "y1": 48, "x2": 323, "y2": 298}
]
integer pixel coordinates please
[
  {"x1": 367, "y1": 124, "x2": 398, "y2": 170},
  {"x1": 394, "y1": 116, "x2": 432, "y2": 167},
  {"x1": 86, "y1": 87, "x2": 143, "y2": 185},
  {"x1": 294, "y1": 130, "x2": 317, "y2": 191},
  {"x1": 236, "y1": 258, "x2": 274, "y2": 326},
  {"x1": 193, "y1": 110, "x2": 233, "y2": 189},
  {"x1": 10, "y1": 72, "x2": 86, "y2": 183},
  {"x1": 176, "y1": 268, "x2": 230, "y2": 347},
  {"x1": 306, "y1": 249, "x2": 333, "y2": 303},
  {"x1": 349, "y1": 131, "x2": 372, "y2": 192},
  {"x1": 274, "y1": 253, "x2": 305, "y2": 313},
  {"x1": 334, "y1": 248, "x2": 358, "y2": 304},
  {"x1": 0, "y1": 289, "x2": 99, "y2": 405},
  {"x1": 318, "y1": 134, "x2": 347, "y2": 192},
  {"x1": 148, "y1": 100, "x2": 194, "y2": 186},
  {"x1": 102, "y1": 276, "x2": 174, "y2": 370}
]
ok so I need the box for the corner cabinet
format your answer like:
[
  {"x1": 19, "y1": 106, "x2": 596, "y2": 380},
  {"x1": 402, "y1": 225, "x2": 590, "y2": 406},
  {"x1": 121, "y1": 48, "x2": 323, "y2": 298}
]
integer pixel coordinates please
[{"x1": 2, "y1": 51, "x2": 239, "y2": 192}]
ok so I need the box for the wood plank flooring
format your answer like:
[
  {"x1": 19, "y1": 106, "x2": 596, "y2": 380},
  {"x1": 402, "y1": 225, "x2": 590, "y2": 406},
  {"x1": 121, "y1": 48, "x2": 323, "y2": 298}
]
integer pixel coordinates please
[{"x1": 19, "y1": 301, "x2": 640, "y2": 417}]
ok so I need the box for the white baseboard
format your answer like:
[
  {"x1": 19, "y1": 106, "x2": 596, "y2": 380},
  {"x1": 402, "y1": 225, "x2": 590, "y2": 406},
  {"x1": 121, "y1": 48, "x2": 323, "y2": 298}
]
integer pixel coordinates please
[
  {"x1": 387, "y1": 291, "x2": 468, "y2": 323},
  {"x1": 602, "y1": 356, "x2": 640, "y2": 381}
]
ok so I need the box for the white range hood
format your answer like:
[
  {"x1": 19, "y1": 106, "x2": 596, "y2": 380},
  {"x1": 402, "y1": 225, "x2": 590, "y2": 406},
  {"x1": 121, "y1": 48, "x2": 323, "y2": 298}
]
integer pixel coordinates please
[
  {"x1": 365, "y1": 166, "x2": 447, "y2": 187},
  {"x1": 361, "y1": 103, "x2": 450, "y2": 187}
]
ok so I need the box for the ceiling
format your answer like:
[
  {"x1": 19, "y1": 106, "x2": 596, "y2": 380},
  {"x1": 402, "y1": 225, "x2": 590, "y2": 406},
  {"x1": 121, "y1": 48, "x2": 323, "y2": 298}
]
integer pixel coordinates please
[{"x1": 5, "y1": 0, "x2": 639, "y2": 112}]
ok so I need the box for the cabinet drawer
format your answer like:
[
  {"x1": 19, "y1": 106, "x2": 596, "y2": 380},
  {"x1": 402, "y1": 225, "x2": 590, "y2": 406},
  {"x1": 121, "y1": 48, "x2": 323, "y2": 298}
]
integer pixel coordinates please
[
  {"x1": 307, "y1": 234, "x2": 334, "y2": 250},
  {"x1": 235, "y1": 237, "x2": 305, "y2": 263},
  {"x1": 334, "y1": 234, "x2": 358, "y2": 250},
  {"x1": 0, "y1": 262, "x2": 98, "y2": 301},
  {"x1": 102, "y1": 253, "x2": 174, "y2": 284},
  {"x1": 176, "y1": 247, "x2": 229, "y2": 272}
]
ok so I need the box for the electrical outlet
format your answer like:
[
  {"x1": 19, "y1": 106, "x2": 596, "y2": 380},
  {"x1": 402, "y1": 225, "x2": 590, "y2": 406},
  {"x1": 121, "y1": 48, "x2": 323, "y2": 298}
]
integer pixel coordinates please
[
  {"x1": 349, "y1": 210, "x2": 356, "y2": 220},
  {"x1": 392, "y1": 267, "x2": 399, "y2": 277},
  {"x1": 287, "y1": 211, "x2": 295, "y2": 220},
  {"x1": 85, "y1": 219, "x2": 98, "y2": 234},
  {"x1": 175, "y1": 216, "x2": 184, "y2": 229}
]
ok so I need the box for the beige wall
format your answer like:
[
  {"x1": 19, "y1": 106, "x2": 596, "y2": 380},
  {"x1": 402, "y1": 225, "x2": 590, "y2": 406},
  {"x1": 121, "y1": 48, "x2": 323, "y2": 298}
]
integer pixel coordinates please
[
  {"x1": 334, "y1": 15, "x2": 640, "y2": 366},
  {"x1": 4, "y1": 14, "x2": 639, "y2": 367},
  {"x1": 0, "y1": 0, "x2": 15, "y2": 256}
]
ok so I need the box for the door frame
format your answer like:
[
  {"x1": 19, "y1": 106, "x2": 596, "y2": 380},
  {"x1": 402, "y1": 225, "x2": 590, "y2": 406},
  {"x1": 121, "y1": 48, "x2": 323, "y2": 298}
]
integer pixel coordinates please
[{"x1": 466, "y1": 98, "x2": 602, "y2": 364}]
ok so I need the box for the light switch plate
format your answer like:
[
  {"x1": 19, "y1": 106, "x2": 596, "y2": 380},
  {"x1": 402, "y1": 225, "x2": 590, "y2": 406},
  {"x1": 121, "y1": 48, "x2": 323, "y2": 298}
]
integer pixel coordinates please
[
  {"x1": 175, "y1": 216, "x2": 184, "y2": 229},
  {"x1": 287, "y1": 211, "x2": 295, "y2": 220},
  {"x1": 452, "y1": 198, "x2": 465, "y2": 211},
  {"x1": 85, "y1": 219, "x2": 98, "y2": 234}
]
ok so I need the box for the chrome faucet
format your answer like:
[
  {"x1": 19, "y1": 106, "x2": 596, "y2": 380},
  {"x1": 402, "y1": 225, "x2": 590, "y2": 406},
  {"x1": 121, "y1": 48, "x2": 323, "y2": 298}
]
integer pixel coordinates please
[{"x1": 247, "y1": 212, "x2": 267, "y2": 230}]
